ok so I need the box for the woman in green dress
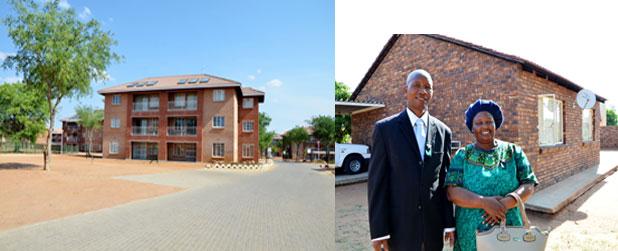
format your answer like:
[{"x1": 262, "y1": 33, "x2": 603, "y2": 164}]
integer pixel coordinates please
[{"x1": 445, "y1": 100, "x2": 539, "y2": 251}]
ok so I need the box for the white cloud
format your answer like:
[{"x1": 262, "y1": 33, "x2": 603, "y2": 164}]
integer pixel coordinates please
[
  {"x1": 256, "y1": 69, "x2": 262, "y2": 74},
  {"x1": 79, "y1": 7, "x2": 92, "y2": 20},
  {"x1": 0, "y1": 51, "x2": 16, "y2": 60},
  {"x1": 248, "y1": 75, "x2": 256, "y2": 80},
  {"x1": 257, "y1": 86, "x2": 266, "y2": 92},
  {"x1": 103, "y1": 71, "x2": 115, "y2": 82},
  {"x1": 0, "y1": 76, "x2": 24, "y2": 84},
  {"x1": 58, "y1": 0, "x2": 70, "y2": 9},
  {"x1": 266, "y1": 79, "x2": 283, "y2": 87}
]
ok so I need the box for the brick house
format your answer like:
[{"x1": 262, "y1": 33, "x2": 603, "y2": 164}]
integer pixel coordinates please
[
  {"x1": 349, "y1": 34, "x2": 606, "y2": 190},
  {"x1": 97, "y1": 74, "x2": 264, "y2": 163},
  {"x1": 60, "y1": 116, "x2": 104, "y2": 152}
]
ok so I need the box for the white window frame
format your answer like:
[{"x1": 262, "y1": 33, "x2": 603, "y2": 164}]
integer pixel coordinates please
[
  {"x1": 110, "y1": 140, "x2": 119, "y2": 154},
  {"x1": 582, "y1": 108, "x2": 593, "y2": 141},
  {"x1": 213, "y1": 89, "x2": 225, "y2": 102},
  {"x1": 242, "y1": 121, "x2": 254, "y2": 132},
  {"x1": 213, "y1": 143, "x2": 224, "y2": 158},
  {"x1": 213, "y1": 116, "x2": 225, "y2": 128},
  {"x1": 538, "y1": 94, "x2": 564, "y2": 146},
  {"x1": 111, "y1": 117, "x2": 120, "y2": 128},
  {"x1": 242, "y1": 144, "x2": 254, "y2": 158},
  {"x1": 243, "y1": 98, "x2": 254, "y2": 108},
  {"x1": 112, "y1": 95, "x2": 121, "y2": 105}
]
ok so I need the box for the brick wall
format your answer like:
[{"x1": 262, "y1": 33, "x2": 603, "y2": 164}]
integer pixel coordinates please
[
  {"x1": 238, "y1": 96, "x2": 260, "y2": 163},
  {"x1": 352, "y1": 34, "x2": 601, "y2": 190},
  {"x1": 601, "y1": 126, "x2": 618, "y2": 149},
  {"x1": 103, "y1": 93, "x2": 128, "y2": 159}
]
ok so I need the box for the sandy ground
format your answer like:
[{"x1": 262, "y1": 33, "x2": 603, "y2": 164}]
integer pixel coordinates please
[
  {"x1": 0, "y1": 153, "x2": 204, "y2": 231},
  {"x1": 336, "y1": 171, "x2": 618, "y2": 250}
]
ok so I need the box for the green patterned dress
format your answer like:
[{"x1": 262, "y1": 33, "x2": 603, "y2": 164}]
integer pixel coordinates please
[{"x1": 445, "y1": 140, "x2": 539, "y2": 251}]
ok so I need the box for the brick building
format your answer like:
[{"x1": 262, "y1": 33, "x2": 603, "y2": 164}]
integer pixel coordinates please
[
  {"x1": 349, "y1": 34, "x2": 606, "y2": 190},
  {"x1": 97, "y1": 74, "x2": 264, "y2": 163},
  {"x1": 60, "y1": 116, "x2": 104, "y2": 152}
]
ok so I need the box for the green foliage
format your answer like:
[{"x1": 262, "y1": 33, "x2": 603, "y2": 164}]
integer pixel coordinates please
[
  {"x1": 336, "y1": 81, "x2": 350, "y2": 101},
  {"x1": 335, "y1": 81, "x2": 352, "y2": 143},
  {"x1": 75, "y1": 105, "x2": 103, "y2": 155},
  {"x1": 258, "y1": 112, "x2": 276, "y2": 157},
  {"x1": 0, "y1": 82, "x2": 48, "y2": 144},
  {"x1": 307, "y1": 115, "x2": 335, "y2": 163},
  {"x1": 607, "y1": 106, "x2": 618, "y2": 126},
  {"x1": 2, "y1": 0, "x2": 121, "y2": 170},
  {"x1": 287, "y1": 126, "x2": 310, "y2": 161}
]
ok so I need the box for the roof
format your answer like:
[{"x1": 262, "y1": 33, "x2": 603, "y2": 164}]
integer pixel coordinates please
[
  {"x1": 335, "y1": 100, "x2": 385, "y2": 115},
  {"x1": 52, "y1": 129, "x2": 63, "y2": 134},
  {"x1": 242, "y1": 87, "x2": 265, "y2": 102},
  {"x1": 60, "y1": 116, "x2": 79, "y2": 122},
  {"x1": 350, "y1": 34, "x2": 607, "y2": 103}
]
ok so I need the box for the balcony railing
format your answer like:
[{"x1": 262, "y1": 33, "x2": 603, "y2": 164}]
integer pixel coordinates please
[
  {"x1": 66, "y1": 126, "x2": 80, "y2": 131},
  {"x1": 168, "y1": 101, "x2": 197, "y2": 111},
  {"x1": 168, "y1": 126, "x2": 197, "y2": 136},
  {"x1": 132, "y1": 101, "x2": 159, "y2": 111},
  {"x1": 132, "y1": 126, "x2": 159, "y2": 136},
  {"x1": 66, "y1": 137, "x2": 80, "y2": 142}
]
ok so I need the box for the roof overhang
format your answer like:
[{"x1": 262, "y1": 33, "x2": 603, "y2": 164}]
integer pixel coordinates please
[{"x1": 335, "y1": 101, "x2": 385, "y2": 115}]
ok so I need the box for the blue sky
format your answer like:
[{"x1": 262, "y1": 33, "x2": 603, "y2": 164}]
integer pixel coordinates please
[{"x1": 0, "y1": 0, "x2": 334, "y2": 134}]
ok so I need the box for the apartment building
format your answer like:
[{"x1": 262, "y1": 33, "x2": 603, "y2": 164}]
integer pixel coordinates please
[
  {"x1": 97, "y1": 74, "x2": 264, "y2": 163},
  {"x1": 60, "y1": 116, "x2": 104, "y2": 152}
]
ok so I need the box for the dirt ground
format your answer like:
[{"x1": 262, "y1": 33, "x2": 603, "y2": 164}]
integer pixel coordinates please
[
  {"x1": 0, "y1": 153, "x2": 204, "y2": 231},
  {"x1": 336, "y1": 171, "x2": 618, "y2": 251}
]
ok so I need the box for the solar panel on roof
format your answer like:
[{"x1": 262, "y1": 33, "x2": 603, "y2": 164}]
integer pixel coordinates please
[
  {"x1": 178, "y1": 79, "x2": 187, "y2": 84},
  {"x1": 189, "y1": 78, "x2": 198, "y2": 84},
  {"x1": 136, "y1": 81, "x2": 148, "y2": 87},
  {"x1": 147, "y1": 80, "x2": 158, "y2": 86},
  {"x1": 127, "y1": 82, "x2": 138, "y2": 87},
  {"x1": 200, "y1": 78, "x2": 210, "y2": 83}
]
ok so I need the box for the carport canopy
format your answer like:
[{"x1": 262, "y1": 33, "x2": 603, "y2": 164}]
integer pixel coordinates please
[{"x1": 335, "y1": 100, "x2": 385, "y2": 115}]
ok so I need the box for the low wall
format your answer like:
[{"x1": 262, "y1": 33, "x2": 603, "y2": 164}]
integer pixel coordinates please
[{"x1": 601, "y1": 126, "x2": 618, "y2": 149}]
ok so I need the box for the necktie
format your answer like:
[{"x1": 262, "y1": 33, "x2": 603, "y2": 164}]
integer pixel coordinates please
[{"x1": 414, "y1": 119, "x2": 425, "y2": 162}]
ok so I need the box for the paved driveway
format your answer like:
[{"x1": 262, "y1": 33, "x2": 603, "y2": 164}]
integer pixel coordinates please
[{"x1": 0, "y1": 160, "x2": 334, "y2": 250}]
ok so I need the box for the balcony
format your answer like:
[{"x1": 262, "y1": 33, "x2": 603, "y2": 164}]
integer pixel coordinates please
[
  {"x1": 66, "y1": 126, "x2": 80, "y2": 131},
  {"x1": 132, "y1": 126, "x2": 159, "y2": 136},
  {"x1": 168, "y1": 126, "x2": 197, "y2": 136},
  {"x1": 66, "y1": 137, "x2": 80, "y2": 142},
  {"x1": 168, "y1": 101, "x2": 197, "y2": 111},
  {"x1": 132, "y1": 101, "x2": 159, "y2": 111}
]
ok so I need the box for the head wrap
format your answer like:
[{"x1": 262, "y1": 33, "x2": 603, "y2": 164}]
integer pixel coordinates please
[{"x1": 465, "y1": 99, "x2": 503, "y2": 132}]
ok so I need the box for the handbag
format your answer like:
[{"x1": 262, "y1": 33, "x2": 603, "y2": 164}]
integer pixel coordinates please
[{"x1": 476, "y1": 192, "x2": 551, "y2": 251}]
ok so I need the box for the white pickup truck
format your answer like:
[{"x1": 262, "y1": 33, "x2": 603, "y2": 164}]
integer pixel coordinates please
[{"x1": 335, "y1": 143, "x2": 371, "y2": 174}]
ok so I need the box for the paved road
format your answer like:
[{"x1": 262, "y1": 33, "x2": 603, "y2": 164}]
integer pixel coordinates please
[{"x1": 0, "y1": 161, "x2": 334, "y2": 250}]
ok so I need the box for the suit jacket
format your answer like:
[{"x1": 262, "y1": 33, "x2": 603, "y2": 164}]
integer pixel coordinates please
[{"x1": 368, "y1": 110, "x2": 455, "y2": 251}]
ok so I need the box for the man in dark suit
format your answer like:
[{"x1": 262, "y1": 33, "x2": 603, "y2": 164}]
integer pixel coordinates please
[{"x1": 368, "y1": 69, "x2": 456, "y2": 251}]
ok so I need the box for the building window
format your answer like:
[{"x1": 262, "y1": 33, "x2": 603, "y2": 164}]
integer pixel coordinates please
[
  {"x1": 213, "y1": 143, "x2": 224, "y2": 158},
  {"x1": 110, "y1": 140, "x2": 119, "y2": 154},
  {"x1": 538, "y1": 95, "x2": 563, "y2": 145},
  {"x1": 112, "y1": 95, "x2": 121, "y2": 105},
  {"x1": 111, "y1": 117, "x2": 120, "y2": 128},
  {"x1": 169, "y1": 92, "x2": 197, "y2": 110},
  {"x1": 213, "y1": 89, "x2": 225, "y2": 102},
  {"x1": 582, "y1": 108, "x2": 593, "y2": 141},
  {"x1": 243, "y1": 121, "x2": 254, "y2": 132},
  {"x1": 243, "y1": 98, "x2": 254, "y2": 108},
  {"x1": 133, "y1": 94, "x2": 159, "y2": 111},
  {"x1": 242, "y1": 144, "x2": 254, "y2": 158},
  {"x1": 213, "y1": 116, "x2": 225, "y2": 128}
]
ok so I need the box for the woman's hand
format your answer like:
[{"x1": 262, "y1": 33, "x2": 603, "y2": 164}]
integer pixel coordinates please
[{"x1": 481, "y1": 196, "x2": 506, "y2": 226}]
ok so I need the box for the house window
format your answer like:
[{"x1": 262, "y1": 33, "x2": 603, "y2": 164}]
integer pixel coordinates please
[
  {"x1": 538, "y1": 95, "x2": 563, "y2": 145},
  {"x1": 582, "y1": 108, "x2": 593, "y2": 141},
  {"x1": 242, "y1": 144, "x2": 254, "y2": 158},
  {"x1": 110, "y1": 140, "x2": 119, "y2": 154},
  {"x1": 213, "y1": 143, "x2": 224, "y2": 157},
  {"x1": 243, "y1": 98, "x2": 254, "y2": 108},
  {"x1": 243, "y1": 121, "x2": 254, "y2": 132},
  {"x1": 111, "y1": 117, "x2": 120, "y2": 128},
  {"x1": 112, "y1": 95, "x2": 121, "y2": 105},
  {"x1": 213, "y1": 116, "x2": 225, "y2": 128},
  {"x1": 133, "y1": 94, "x2": 159, "y2": 111},
  {"x1": 213, "y1": 89, "x2": 225, "y2": 102}
]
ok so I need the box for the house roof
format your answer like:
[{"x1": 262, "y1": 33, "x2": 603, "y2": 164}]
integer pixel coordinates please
[
  {"x1": 350, "y1": 34, "x2": 607, "y2": 103},
  {"x1": 241, "y1": 87, "x2": 265, "y2": 102}
]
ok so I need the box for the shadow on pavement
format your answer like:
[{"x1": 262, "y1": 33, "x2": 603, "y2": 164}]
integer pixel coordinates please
[{"x1": 0, "y1": 162, "x2": 40, "y2": 170}]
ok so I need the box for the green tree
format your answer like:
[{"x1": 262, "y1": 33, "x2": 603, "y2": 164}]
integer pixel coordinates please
[
  {"x1": 335, "y1": 81, "x2": 351, "y2": 143},
  {"x1": 259, "y1": 112, "x2": 276, "y2": 158},
  {"x1": 307, "y1": 115, "x2": 335, "y2": 164},
  {"x1": 608, "y1": 106, "x2": 618, "y2": 126},
  {"x1": 75, "y1": 105, "x2": 104, "y2": 157},
  {"x1": 0, "y1": 82, "x2": 48, "y2": 151},
  {"x1": 2, "y1": 0, "x2": 121, "y2": 170},
  {"x1": 287, "y1": 126, "x2": 309, "y2": 162}
]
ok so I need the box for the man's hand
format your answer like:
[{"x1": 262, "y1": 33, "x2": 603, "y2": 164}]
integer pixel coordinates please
[
  {"x1": 444, "y1": 231, "x2": 455, "y2": 248},
  {"x1": 372, "y1": 239, "x2": 389, "y2": 251}
]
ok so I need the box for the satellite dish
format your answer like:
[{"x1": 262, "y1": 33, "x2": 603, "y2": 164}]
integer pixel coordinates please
[{"x1": 576, "y1": 89, "x2": 596, "y2": 109}]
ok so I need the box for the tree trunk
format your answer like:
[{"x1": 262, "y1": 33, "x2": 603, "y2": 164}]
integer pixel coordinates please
[
  {"x1": 44, "y1": 116, "x2": 53, "y2": 171},
  {"x1": 88, "y1": 129, "x2": 92, "y2": 157}
]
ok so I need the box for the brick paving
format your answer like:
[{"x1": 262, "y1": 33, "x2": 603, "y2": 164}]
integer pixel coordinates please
[{"x1": 0, "y1": 160, "x2": 334, "y2": 250}]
